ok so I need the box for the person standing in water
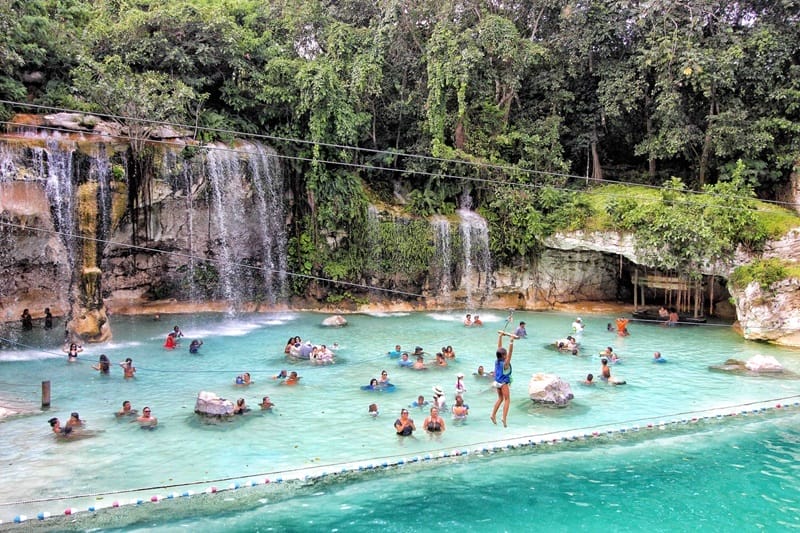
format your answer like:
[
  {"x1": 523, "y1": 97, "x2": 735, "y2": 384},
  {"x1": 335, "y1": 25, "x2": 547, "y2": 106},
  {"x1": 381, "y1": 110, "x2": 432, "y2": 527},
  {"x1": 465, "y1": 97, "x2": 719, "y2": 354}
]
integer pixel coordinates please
[
  {"x1": 490, "y1": 330, "x2": 517, "y2": 427},
  {"x1": 43, "y1": 308, "x2": 53, "y2": 330}
]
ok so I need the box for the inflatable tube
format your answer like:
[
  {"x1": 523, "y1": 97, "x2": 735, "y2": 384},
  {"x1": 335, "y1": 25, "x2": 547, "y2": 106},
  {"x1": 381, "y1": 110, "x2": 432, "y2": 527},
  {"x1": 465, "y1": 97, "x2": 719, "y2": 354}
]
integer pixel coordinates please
[{"x1": 361, "y1": 384, "x2": 396, "y2": 393}]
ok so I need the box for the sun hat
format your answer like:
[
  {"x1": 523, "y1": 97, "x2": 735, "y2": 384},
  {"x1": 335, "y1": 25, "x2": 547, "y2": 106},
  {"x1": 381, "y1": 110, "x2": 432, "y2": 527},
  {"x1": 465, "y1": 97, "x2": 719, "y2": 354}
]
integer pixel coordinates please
[{"x1": 432, "y1": 386, "x2": 444, "y2": 396}]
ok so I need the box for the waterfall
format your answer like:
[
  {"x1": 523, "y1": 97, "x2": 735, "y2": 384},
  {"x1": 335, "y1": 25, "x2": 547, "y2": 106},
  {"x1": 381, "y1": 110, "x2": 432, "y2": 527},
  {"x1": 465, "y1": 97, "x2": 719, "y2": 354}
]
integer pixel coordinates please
[
  {"x1": 88, "y1": 145, "x2": 113, "y2": 242},
  {"x1": 456, "y1": 209, "x2": 492, "y2": 308},
  {"x1": 204, "y1": 142, "x2": 287, "y2": 310},
  {"x1": 249, "y1": 143, "x2": 288, "y2": 304},
  {"x1": 431, "y1": 216, "x2": 453, "y2": 304},
  {"x1": 37, "y1": 136, "x2": 77, "y2": 265}
]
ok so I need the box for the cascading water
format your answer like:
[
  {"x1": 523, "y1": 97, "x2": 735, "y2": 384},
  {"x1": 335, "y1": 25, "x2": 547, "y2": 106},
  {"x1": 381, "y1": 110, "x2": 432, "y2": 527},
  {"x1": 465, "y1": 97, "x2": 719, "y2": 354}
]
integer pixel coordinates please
[
  {"x1": 38, "y1": 136, "x2": 77, "y2": 264},
  {"x1": 431, "y1": 215, "x2": 453, "y2": 304},
  {"x1": 204, "y1": 142, "x2": 287, "y2": 310},
  {"x1": 205, "y1": 144, "x2": 248, "y2": 310},
  {"x1": 88, "y1": 144, "x2": 112, "y2": 241},
  {"x1": 456, "y1": 209, "x2": 492, "y2": 308},
  {"x1": 248, "y1": 143, "x2": 288, "y2": 304}
]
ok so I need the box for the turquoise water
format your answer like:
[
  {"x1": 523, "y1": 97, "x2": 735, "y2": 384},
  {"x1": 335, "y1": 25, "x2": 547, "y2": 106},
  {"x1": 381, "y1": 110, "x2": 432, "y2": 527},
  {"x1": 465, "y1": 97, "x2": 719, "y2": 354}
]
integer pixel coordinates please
[{"x1": 0, "y1": 311, "x2": 799, "y2": 530}]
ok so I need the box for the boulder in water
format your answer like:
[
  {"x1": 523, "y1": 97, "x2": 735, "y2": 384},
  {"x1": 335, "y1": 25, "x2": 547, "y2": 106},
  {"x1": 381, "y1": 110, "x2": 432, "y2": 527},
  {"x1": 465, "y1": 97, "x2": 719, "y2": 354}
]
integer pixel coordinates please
[
  {"x1": 528, "y1": 373, "x2": 574, "y2": 406},
  {"x1": 322, "y1": 315, "x2": 347, "y2": 327},
  {"x1": 194, "y1": 391, "x2": 234, "y2": 417},
  {"x1": 744, "y1": 354, "x2": 784, "y2": 373}
]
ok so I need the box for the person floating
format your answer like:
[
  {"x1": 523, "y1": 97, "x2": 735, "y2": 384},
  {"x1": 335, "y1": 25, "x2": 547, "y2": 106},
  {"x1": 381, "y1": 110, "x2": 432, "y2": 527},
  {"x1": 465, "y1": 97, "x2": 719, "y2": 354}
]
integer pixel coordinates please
[
  {"x1": 653, "y1": 351, "x2": 667, "y2": 363},
  {"x1": 491, "y1": 330, "x2": 517, "y2": 427},
  {"x1": 368, "y1": 403, "x2": 379, "y2": 417}
]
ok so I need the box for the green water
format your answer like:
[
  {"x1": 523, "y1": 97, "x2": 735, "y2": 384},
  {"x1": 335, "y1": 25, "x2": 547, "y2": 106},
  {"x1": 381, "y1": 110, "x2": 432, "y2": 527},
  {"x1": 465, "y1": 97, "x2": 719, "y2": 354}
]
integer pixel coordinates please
[{"x1": 0, "y1": 310, "x2": 799, "y2": 530}]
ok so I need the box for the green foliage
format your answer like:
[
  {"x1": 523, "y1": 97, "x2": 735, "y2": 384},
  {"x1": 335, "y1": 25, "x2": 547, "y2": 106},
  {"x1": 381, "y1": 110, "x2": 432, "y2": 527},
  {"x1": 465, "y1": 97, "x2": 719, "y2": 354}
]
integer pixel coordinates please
[
  {"x1": 370, "y1": 219, "x2": 435, "y2": 280},
  {"x1": 287, "y1": 230, "x2": 315, "y2": 296},
  {"x1": 729, "y1": 259, "x2": 788, "y2": 291},
  {"x1": 176, "y1": 262, "x2": 220, "y2": 298},
  {"x1": 594, "y1": 173, "x2": 770, "y2": 277}
]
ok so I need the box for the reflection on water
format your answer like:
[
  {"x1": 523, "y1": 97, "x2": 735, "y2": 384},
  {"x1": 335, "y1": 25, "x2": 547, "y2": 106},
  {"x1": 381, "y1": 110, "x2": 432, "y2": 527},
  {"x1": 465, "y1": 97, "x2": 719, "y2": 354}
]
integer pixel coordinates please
[{"x1": 0, "y1": 311, "x2": 799, "y2": 528}]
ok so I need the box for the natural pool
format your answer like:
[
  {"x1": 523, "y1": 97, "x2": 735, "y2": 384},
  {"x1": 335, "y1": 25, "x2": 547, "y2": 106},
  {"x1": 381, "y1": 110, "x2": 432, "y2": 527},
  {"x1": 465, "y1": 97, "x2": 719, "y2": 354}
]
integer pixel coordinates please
[{"x1": 0, "y1": 310, "x2": 799, "y2": 530}]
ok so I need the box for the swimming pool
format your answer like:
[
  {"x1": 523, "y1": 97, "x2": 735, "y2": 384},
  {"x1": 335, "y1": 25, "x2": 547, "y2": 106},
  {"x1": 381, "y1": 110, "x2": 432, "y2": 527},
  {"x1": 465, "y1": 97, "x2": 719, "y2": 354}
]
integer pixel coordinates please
[{"x1": 1, "y1": 311, "x2": 799, "y2": 530}]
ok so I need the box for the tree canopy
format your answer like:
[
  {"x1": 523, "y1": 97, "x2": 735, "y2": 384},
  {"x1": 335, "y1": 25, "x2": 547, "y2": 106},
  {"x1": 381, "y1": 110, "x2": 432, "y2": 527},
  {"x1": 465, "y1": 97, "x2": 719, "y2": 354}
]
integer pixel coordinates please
[{"x1": 2, "y1": 0, "x2": 799, "y2": 292}]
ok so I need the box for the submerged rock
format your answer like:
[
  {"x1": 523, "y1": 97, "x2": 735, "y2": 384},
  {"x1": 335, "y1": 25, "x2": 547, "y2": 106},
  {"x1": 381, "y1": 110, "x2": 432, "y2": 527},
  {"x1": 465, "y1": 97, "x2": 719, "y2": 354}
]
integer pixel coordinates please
[
  {"x1": 194, "y1": 391, "x2": 234, "y2": 417},
  {"x1": 709, "y1": 355, "x2": 794, "y2": 378},
  {"x1": 322, "y1": 315, "x2": 348, "y2": 327},
  {"x1": 528, "y1": 373, "x2": 574, "y2": 406}
]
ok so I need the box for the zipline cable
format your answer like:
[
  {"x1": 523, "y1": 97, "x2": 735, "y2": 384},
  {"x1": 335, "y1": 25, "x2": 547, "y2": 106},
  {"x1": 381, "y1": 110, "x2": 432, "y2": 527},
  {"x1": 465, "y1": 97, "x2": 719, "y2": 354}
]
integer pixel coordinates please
[
  {"x1": 0, "y1": 220, "x2": 426, "y2": 299},
  {"x1": 1, "y1": 99, "x2": 797, "y2": 209}
]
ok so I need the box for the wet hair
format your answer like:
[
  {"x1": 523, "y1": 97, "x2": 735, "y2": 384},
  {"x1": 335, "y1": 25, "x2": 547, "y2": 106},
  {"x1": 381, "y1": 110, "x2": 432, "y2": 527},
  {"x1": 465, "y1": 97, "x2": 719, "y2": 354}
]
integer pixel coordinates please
[
  {"x1": 601, "y1": 358, "x2": 608, "y2": 365},
  {"x1": 586, "y1": 373, "x2": 594, "y2": 381},
  {"x1": 496, "y1": 347, "x2": 507, "y2": 359},
  {"x1": 48, "y1": 417, "x2": 58, "y2": 427}
]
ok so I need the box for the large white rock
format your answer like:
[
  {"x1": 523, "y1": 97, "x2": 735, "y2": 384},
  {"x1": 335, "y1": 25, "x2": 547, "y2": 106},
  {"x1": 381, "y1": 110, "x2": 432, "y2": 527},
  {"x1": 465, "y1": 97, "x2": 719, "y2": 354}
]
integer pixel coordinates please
[
  {"x1": 527, "y1": 373, "x2": 574, "y2": 406},
  {"x1": 744, "y1": 354, "x2": 784, "y2": 373},
  {"x1": 194, "y1": 391, "x2": 234, "y2": 417},
  {"x1": 321, "y1": 315, "x2": 347, "y2": 327}
]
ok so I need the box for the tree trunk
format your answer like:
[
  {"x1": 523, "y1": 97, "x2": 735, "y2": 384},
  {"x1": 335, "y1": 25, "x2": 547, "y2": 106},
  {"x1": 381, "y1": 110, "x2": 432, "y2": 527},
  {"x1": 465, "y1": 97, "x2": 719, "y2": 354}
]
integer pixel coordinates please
[
  {"x1": 645, "y1": 92, "x2": 656, "y2": 180},
  {"x1": 590, "y1": 123, "x2": 603, "y2": 181},
  {"x1": 698, "y1": 88, "x2": 716, "y2": 186}
]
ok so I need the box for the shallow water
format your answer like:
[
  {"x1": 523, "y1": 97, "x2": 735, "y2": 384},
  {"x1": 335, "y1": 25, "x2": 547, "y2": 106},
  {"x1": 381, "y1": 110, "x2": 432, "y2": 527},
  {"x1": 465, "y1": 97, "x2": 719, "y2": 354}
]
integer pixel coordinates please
[{"x1": 0, "y1": 310, "x2": 799, "y2": 529}]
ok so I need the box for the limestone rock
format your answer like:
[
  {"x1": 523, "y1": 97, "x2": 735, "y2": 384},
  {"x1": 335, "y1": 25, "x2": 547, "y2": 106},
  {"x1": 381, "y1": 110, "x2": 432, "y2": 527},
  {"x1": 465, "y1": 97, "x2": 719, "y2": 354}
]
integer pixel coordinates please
[
  {"x1": 744, "y1": 354, "x2": 784, "y2": 373},
  {"x1": 322, "y1": 315, "x2": 347, "y2": 327},
  {"x1": 527, "y1": 373, "x2": 574, "y2": 406},
  {"x1": 730, "y1": 279, "x2": 800, "y2": 346},
  {"x1": 194, "y1": 391, "x2": 234, "y2": 417}
]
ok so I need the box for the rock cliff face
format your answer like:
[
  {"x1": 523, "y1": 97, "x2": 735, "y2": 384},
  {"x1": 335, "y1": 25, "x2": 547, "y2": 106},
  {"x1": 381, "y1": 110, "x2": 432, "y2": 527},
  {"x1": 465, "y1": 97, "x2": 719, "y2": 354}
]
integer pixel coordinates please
[
  {"x1": 2, "y1": 115, "x2": 800, "y2": 346},
  {"x1": 730, "y1": 279, "x2": 800, "y2": 346}
]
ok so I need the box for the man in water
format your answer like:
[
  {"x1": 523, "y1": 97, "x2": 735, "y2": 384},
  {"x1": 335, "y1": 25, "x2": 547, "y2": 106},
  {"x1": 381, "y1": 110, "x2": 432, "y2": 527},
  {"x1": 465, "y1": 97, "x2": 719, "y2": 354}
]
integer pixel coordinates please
[{"x1": 514, "y1": 321, "x2": 527, "y2": 338}]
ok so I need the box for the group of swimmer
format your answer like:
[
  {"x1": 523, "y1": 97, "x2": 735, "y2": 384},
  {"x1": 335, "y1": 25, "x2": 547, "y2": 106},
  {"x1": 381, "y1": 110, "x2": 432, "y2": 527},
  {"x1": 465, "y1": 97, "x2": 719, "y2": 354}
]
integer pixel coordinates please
[
  {"x1": 284, "y1": 336, "x2": 336, "y2": 364},
  {"x1": 45, "y1": 312, "x2": 675, "y2": 441},
  {"x1": 379, "y1": 328, "x2": 519, "y2": 435},
  {"x1": 49, "y1": 401, "x2": 157, "y2": 439},
  {"x1": 463, "y1": 314, "x2": 483, "y2": 326}
]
